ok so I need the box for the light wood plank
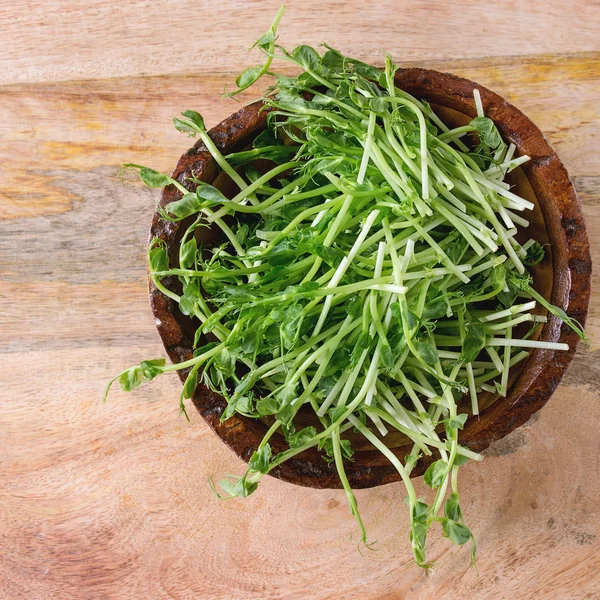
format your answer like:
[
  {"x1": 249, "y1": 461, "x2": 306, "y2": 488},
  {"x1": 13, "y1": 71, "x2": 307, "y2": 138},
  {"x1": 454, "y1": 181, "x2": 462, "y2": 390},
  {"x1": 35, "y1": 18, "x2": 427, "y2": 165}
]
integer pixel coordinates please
[
  {"x1": 0, "y1": 0, "x2": 599, "y2": 85},
  {"x1": 1, "y1": 49, "x2": 599, "y2": 599}
]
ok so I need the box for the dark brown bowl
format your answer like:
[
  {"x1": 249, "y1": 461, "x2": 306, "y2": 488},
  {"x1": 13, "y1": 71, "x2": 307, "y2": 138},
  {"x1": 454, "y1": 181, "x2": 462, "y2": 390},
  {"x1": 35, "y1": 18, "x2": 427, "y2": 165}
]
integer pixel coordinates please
[{"x1": 149, "y1": 68, "x2": 591, "y2": 489}]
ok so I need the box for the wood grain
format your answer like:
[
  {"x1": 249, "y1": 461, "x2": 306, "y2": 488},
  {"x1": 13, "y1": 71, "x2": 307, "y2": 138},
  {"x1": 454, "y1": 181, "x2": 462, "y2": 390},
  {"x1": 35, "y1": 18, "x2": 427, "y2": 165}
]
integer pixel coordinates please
[
  {"x1": 1, "y1": 1, "x2": 599, "y2": 86},
  {"x1": 1, "y1": 2, "x2": 600, "y2": 597}
]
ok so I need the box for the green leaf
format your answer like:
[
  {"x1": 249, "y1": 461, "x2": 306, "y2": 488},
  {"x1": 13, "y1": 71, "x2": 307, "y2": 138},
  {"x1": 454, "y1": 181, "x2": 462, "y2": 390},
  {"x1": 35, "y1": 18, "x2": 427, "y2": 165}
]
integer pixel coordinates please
[
  {"x1": 350, "y1": 331, "x2": 372, "y2": 367},
  {"x1": 256, "y1": 396, "x2": 281, "y2": 416},
  {"x1": 226, "y1": 145, "x2": 298, "y2": 167},
  {"x1": 405, "y1": 128, "x2": 421, "y2": 148},
  {"x1": 292, "y1": 45, "x2": 321, "y2": 71},
  {"x1": 182, "y1": 369, "x2": 198, "y2": 399},
  {"x1": 470, "y1": 116, "x2": 502, "y2": 149},
  {"x1": 497, "y1": 283, "x2": 519, "y2": 310},
  {"x1": 221, "y1": 393, "x2": 255, "y2": 421},
  {"x1": 234, "y1": 223, "x2": 250, "y2": 246},
  {"x1": 340, "y1": 438, "x2": 354, "y2": 459},
  {"x1": 236, "y1": 395, "x2": 254, "y2": 416},
  {"x1": 119, "y1": 366, "x2": 144, "y2": 392},
  {"x1": 172, "y1": 118, "x2": 197, "y2": 136},
  {"x1": 179, "y1": 294, "x2": 196, "y2": 316},
  {"x1": 248, "y1": 443, "x2": 272, "y2": 474},
  {"x1": 254, "y1": 28, "x2": 276, "y2": 48},
  {"x1": 441, "y1": 518, "x2": 472, "y2": 546},
  {"x1": 449, "y1": 413, "x2": 468, "y2": 430},
  {"x1": 141, "y1": 167, "x2": 173, "y2": 188},
  {"x1": 149, "y1": 240, "x2": 169, "y2": 273},
  {"x1": 297, "y1": 71, "x2": 320, "y2": 87},
  {"x1": 320, "y1": 437, "x2": 353, "y2": 463},
  {"x1": 410, "y1": 522, "x2": 429, "y2": 566},
  {"x1": 236, "y1": 476, "x2": 256, "y2": 497},
  {"x1": 215, "y1": 478, "x2": 237, "y2": 497},
  {"x1": 328, "y1": 404, "x2": 347, "y2": 424},
  {"x1": 281, "y1": 303, "x2": 304, "y2": 350},
  {"x1": 424, "y1": 459, "x2": 447, "y2": 488},
  {"x1": 468, "y1": 152, "x2": 487, "y2": 170},
  {"x1": 180, "y1": 237, "x2": 197, "y2": 270},
  {"x1": 410, "y1": 520, "x2": 427, "y2": 547},
  {"x1": 181, "y1": 110, "x2": 206, "y2": 131},
  {"x1": 405, "y1": 452, "x2": 421, "y2": 470},
  {"x1": 275, "y1": 383, "x2": 298, "y2": 406},
  {"x1": 165, "y1": 193, "x2": 203, "y2": 219},
  {"x1": 324, "y1": 345, "x2": 351, "y2": 377},
  {"x1": 444, "y1": 492, "x2": 463, "y2": 522},
  {"x1": 506, "y1": 269, "x2": 533, "y2": 291},
  {"x1": 253, "y1": 129, "x2": 278, "y2": 148},
  {"x1": 256, "y1": 384, "x2": 295, "y2": 416},
  {"x1": 140, "y1": 358, "x2": 166, "y2": 379},
  {"x1": 195, "y1": 181, "x2": 229, "y2": 204},
  {"x1": 422, "y1": 296, "x2": 452, "y2": 321},
  {"x1": 369, "y1": 97, "x2": 386, "y2": 114},
  {"x1": 461, "y1": 320, "x2": 486, "y2": 363},
  {"x1": 446, "y1": 238, "x2": 468, "y2": 265},
  {"x1": 287, "y1": 426, "x2": 317, "y2": 448},
  {"x1": 321, "y1": 46, "x2": 381, "y2": 81},
  {"x1": 319, "y1": 438, "x2": 336, "y2": 463},
  {"x1": 345, "y1": 295, "x2": 363, "y2": 319},
  {"x1": 414, "y1": 335, "x2": 439, "y2": 367},
  {"x1": 235, "y1": 66, "x2": 264, "y2": 89},
  {"x1": 315, "y1": 377, "x2": 336, "y2": 398},
  {"x1": 173, "y1": 111, "x2": 206, "y2": 136},
  {"x1": 240, "y1": 327, "x2": 260, "y2": 355},
  {"x1": 267, "y1": 242, "x2": 296, "y2": 266},
  {"x1": 124, "y1": 164, "x2": 175, "y2": 189},
  {"x1": 349, "y1": 59, "x2": 381, "y2": 81},
  {"x1": 194, "y1": 339, "x2": 219, "y2": 357},
  {"x1": 267, "y1": 306, "x2": 286, "y2": 323},
  {"x1": 496, "y1": 271, "x2": 532, "y2": 310},
  {"x1": 313, "y1": 243, "x2": 344, "y2": 268},
  {"x1": 379, "y1": 342, "x2": 394, "y2": 370},
  {"x1": 384, "y1": 323, "x2": 406, "y2": 370},
  {"x1": 224, "y1": 286, "x2": 257, "y2": 302},
  {"x1": 412, "y1": 499, "x2": 429, "y2": 524},
  {"x1": 183, "y1": 277, "x2": 201, "y2": 300},
  {"x1": 321, "y1": 49, "x2": 344, "y2": 70},
  {"x1": 250, "y1": 4, "x2": 283, "y2": 51},
  {"x1": 392, "y1": 302, "x2": 419, "y2": 334},
  {"x1": 216, "y1": 475, "x2": 258, "y2": 498},
  {"x1": 410, "y1": 500, "x2": 432, "y2": 566},
  {"x1": 213, "y1": 348, "x2": 237, "y2": 377},
  {"x1": 524, "y1": 241, "x2": 545, "y2": 266},
  {"x1": 276, "y1": 403, "x2": 296, "y2": 426},
  {"x1": 201, "y1": 305, "x2": 229, "y2": 334}
]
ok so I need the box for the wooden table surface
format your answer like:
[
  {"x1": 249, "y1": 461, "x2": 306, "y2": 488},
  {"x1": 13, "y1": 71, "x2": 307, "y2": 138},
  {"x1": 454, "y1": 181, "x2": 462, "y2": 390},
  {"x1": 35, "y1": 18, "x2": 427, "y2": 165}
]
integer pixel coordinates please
[{"x1": 1, "y1": 1, "x2": 599, "y2": 598}]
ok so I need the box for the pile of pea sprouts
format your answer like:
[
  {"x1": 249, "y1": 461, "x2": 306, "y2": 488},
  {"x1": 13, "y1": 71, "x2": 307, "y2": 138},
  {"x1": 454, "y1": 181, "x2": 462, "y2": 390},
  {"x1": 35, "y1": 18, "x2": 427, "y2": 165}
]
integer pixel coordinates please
[{"x1": 107, "y1": 9, "x2": 587, "y2": 567}]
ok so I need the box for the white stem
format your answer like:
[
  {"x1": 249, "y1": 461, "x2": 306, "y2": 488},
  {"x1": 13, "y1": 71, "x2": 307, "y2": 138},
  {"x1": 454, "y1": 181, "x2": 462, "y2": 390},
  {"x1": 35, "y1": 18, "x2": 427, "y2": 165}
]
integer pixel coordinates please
[
  {"x1": 473, "y1": 88, "x2": 484, "y2": 118},
  {"x1": 312, "y1": 210, "x2": 380, "y2": 337},
  {"x1": 467, "y1": 363, "x2": 479, "y2": 416},
  {"x1": 487, "y1": 338, "x2": 569, "y2": 351},
  {"x1": 481, "y1": 301, "x2": 537, "y2": 322}
]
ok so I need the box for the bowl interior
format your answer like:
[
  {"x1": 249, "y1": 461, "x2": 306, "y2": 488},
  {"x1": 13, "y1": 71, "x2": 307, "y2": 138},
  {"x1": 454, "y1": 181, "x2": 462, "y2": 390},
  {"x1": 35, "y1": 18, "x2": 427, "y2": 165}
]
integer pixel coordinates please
[{"x1": 150, "y1": 68, "x2": 590, "y2": 489}]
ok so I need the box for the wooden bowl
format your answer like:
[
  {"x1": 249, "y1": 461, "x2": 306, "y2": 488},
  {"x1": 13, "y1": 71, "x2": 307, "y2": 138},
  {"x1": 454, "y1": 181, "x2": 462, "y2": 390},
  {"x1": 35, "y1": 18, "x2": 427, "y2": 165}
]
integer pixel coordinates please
[{"x1": 149, "y1": 68, "x2": 591, "y2": 489}]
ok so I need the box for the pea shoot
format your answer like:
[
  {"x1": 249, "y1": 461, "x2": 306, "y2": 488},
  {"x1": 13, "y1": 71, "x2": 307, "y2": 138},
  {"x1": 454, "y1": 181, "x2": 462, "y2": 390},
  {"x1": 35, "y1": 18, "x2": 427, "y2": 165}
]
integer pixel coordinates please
[{"x1": 107, "y1": 9, "x2": 587, "y2": 569}]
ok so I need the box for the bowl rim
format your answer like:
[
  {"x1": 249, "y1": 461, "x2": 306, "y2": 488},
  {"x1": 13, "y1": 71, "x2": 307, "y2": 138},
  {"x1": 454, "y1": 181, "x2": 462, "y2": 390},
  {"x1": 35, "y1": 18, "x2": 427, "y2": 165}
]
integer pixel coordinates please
[{"x1": 149, "y1": 67, "x2": 591, "y2": 489}]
